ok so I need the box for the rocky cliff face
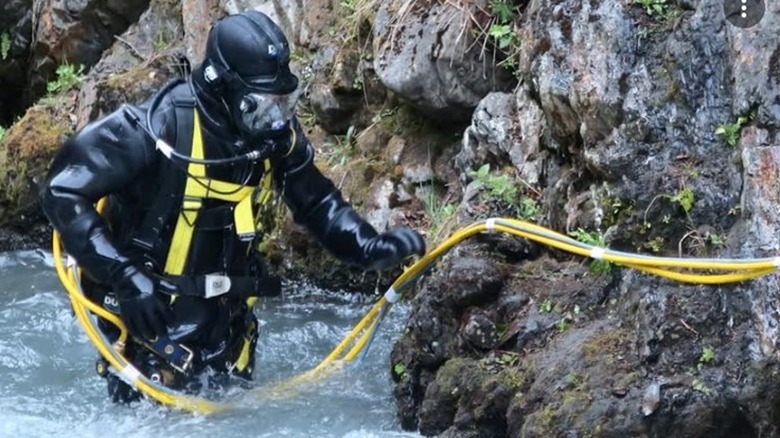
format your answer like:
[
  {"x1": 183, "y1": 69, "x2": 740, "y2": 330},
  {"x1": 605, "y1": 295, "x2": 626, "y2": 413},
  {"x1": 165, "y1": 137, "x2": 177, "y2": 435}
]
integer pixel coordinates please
[
  {"x1": 387, "y1": 0, "x2": 780, "y2": 436},
  {"x1": 1, "y1": 0, "x2": 779, "y2": 436}
]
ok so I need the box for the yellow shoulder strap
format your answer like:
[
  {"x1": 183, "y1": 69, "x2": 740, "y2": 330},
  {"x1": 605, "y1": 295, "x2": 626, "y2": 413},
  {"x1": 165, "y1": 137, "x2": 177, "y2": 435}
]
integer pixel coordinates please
[
  {"x1": 163, "y1": 111, "x2": 206, "y2": 275},
  {"x1": 163, "y1": 111, "x2": 276, "y2": 275}
]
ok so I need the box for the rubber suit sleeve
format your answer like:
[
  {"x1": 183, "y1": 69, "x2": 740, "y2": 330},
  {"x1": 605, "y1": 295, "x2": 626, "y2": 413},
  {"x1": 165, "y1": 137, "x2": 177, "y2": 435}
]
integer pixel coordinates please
[
  {"x1": 277, "y1": 119, "x2": 421, "y2": 270},
  {"x1": 39, "y1": 105, "x2": 155, "y2": 284}
]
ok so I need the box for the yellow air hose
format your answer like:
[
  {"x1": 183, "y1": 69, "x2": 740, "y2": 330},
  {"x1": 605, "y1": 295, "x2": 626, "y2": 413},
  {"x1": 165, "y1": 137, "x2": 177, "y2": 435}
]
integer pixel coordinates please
[
  {"x1": 53, "y1": 230, "x2": 226, "y2": 414},
  {"x1": 52, "y1": 216, "x2": 780, "y2": 413},
  {"x1": 303, "y1": 218, "x2": 780, "y2": 376}
]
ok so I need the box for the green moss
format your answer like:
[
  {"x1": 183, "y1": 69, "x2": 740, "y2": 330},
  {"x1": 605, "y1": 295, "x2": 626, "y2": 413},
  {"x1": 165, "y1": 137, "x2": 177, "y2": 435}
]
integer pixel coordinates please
[
  {"x1": 104, "y1": 64, "x2": 161, "y2": 93},
  {"x1": 524, "y1": 373, "x2": 593, "y2": 437},
  {"x1": 581, "y1": 329, "x2": 630, "y2": 366},
  {"x1": 601, "y1": 197, "x2": 635, "y2": 229},
  {"x1": 643, "y1": 236, "x2": 665, "y2": 253},
  {"x1": 617, "y1": 371, "x2": 639, "y2": 388},
  {"x1": 497, "y1": 365, "x2": 528, "y2": 390},
  {"x1": 380, "y1": 102, "x2": 463, "y2": 144},
  {"x1": 95, "y1": 61, "x2": 180, "y2": 117},
  {"x1": 0, "y1": 104, "x2": 72, "y2": 223},
  {"x1": 436, "y1": 357, "x2": 473, "y2": 389},
  {"x1": 536, "y1": 403, "x2": 557, "y2": 431}
]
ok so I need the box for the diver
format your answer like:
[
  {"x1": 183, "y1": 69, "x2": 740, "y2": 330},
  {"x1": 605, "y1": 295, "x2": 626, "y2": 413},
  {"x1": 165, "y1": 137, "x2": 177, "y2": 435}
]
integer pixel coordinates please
[{"x1": 39, "y1": 10, "x2": 425, "y2": 403}]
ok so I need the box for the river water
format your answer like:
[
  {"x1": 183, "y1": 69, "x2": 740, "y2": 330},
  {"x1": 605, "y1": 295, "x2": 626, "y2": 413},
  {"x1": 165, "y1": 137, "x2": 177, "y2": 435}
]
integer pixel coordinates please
[{"x1": 0, "y1": 250, "x2": 421, "y2": 438}]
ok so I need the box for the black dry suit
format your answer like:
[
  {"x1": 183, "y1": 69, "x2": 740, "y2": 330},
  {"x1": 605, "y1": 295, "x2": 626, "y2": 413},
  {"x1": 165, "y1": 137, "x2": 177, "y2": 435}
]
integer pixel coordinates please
[{"x1": 39, "y1": 77, "x2": 423, "y2": 400}]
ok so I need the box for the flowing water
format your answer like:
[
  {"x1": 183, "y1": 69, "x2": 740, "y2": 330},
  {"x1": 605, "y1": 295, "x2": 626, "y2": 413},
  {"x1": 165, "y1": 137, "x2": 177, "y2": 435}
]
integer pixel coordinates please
[{"x1": 0, "y1": 250, "x2": 421, "y2": 438}]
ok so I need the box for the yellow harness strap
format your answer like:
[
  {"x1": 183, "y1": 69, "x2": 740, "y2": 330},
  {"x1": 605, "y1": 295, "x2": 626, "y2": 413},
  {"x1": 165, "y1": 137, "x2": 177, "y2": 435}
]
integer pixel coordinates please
[
  {"x1": 163, "y1": 111, "x2": 274, "y2": 276},
  {"x1": 164, "y1": 111, "x2": 206, "y2": 275},
  {"x1": 160, "y1": 110, "x2": 285, "y2": 374}
]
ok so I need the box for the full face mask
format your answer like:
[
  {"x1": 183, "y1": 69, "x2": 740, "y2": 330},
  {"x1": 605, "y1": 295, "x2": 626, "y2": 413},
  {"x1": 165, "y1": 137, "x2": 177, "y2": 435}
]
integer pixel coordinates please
[{"x1": 232, "y1": 89, "x2": 298, "y2": 139}]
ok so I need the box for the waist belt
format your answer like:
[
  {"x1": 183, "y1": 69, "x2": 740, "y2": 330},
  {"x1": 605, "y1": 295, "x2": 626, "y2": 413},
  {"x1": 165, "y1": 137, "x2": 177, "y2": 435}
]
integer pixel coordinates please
[{"x1": 163, "y1": 273, "x2": 281, "y2": 299}]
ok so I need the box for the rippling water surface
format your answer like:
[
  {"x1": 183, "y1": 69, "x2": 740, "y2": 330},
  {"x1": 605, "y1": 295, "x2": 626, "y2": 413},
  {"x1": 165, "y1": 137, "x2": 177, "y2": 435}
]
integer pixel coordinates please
[{"x1": 0, "y1": 250, "x2": 420, "y2": 438}]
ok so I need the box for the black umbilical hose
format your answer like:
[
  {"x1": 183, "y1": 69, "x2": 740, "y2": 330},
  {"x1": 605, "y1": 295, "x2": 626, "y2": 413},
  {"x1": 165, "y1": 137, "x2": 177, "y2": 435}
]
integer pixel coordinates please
[{"x1": 121, "y1": 80, "x2": 262, "y2": 166}]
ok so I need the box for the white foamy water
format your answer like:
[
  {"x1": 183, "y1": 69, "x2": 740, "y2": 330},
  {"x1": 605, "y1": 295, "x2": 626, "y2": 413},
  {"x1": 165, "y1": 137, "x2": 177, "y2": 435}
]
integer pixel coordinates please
[{"x1": 0, "y1": 250, "x2": 421, "y2": 438}]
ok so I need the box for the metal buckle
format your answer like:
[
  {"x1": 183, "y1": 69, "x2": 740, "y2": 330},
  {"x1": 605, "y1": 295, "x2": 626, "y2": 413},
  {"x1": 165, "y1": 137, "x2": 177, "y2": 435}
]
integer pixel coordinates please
[
  {"x1": 173, "y1": 344, "x2": 195, "y2": 374},
  {"x1": 144, "y1": 337, "x2": 195, "y2": 375}
]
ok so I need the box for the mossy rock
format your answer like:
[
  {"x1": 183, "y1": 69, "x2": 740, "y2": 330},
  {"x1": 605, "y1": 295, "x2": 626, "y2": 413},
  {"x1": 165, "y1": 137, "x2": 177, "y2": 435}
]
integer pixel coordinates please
[
  {"x1": 86, "y1": 58, "x2": 183, "y2": 121},
  {"x1": 0, "y1": 102, "x2": 74, "y2": 226}
]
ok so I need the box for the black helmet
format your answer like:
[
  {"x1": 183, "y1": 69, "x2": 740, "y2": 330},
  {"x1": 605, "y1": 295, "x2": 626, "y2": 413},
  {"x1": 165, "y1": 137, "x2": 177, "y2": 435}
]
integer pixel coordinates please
[
  {"x1": 197, "y1": 11, "x2": 299, "y2": 140},
  {"x1": 203, "y1": 11, "x2": 298, "y2": 95}
]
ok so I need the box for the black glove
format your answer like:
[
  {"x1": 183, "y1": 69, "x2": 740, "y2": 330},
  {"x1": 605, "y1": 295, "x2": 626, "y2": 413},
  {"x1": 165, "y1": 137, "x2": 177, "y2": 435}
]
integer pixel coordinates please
[
  {"x1": 364, "y1": 228, "x2": 426, "y2": 271},
  {"x1": 112, "y1": 264, "x2": 173, "y2": 340}
]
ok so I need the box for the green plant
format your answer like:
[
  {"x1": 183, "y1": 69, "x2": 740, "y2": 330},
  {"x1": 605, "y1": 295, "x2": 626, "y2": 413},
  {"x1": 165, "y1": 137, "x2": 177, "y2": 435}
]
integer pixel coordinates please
[
  {"x1": 691, "y1": 379, "x2": 711, "y2": 395},
  {"x1": 0, "y1": 125, "x2": 6, "y2": 142},
  {"x1": 340, "y1": 0, "x2": 357, "y2": 12},
  {"x1": 487, "y1": 0, "x2": 519, "y2": 70},
  {"x1": 153, "y1": 32, "x2": 170, "y2": 51},
  {"x1": 643, "y1": 188, "x2": 696, "y2": 227},
  {"x1": 634, "y1": 0, "x2": 667, "y2": 16},
  {"x1": 1, "y1": 32, "x2": 10, "y2": 60},
  {"x1": 715, "y1": 116, "x2": 749, "y2": 147},
  {"x1": 393, "y1": 362, "x2": 406, "y2": 378},
  {"x1": 518, "y1": 197, "x2": 541, "y2": 221},
  {"x1": 47, "y1": 64, "x2": 85, "y2": 94},
  {"x1": 678, "y1": 226, "x2": 725, "y2": 257},
  {"x1": 699, "y1": 346, "x2": 715, "y2": 364},
  {"x1": 324, "y1": 125, "x2": 357, "y2": 167},
  {"x1": 539, "y1": 300, "x2": 554, "y2": 313},
  {"x1": 569, "y1": 228, "x2": 612, "y2": 276},
  {"x1": 488, "y1": 24, "x2": 515, "y2": 50},
  {"x1": 470, "y1": 164, "x2": 521, "y2": 212},
  {"x1": 423, "y1": 189, "x2": 457, "y2": 245},
  {"x1": 336, "y1": 0, "x2": 375, "y2": 44},
  {"x1": 706, "y1": 233, "x2": 724, "y2": 247},
  {"x1": 681, "y1": 163, "x2": 699, "y2": 179},
  {"x1": 564, "y1": 372, "x2": 584, "y2": 388},
  {"x1": 495, "y1": 353, "x2": 518, "y2": 367},
  {"x1": 672, "y1": 188, "x2": 695, "y2": 214},
  {"x1": 352, "y1": 74, "x2": 364, "y2": 91},
  {"x1": 644, "y1": 236, "x2": 665, "y2": 253},
  {"x1": 491, "y1": 0, "x2": 513, "y2": 22},
  {"x1": 462, "y1": 0, "x2": 521, "y2": 71}
]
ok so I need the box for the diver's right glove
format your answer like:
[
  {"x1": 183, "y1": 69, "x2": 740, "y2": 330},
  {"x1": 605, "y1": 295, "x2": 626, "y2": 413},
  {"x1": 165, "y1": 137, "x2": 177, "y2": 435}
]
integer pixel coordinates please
[
  {"x1": 363, "y1": 228, "x2": 426, "y2": 271},
  {"x1": 112, "y1": 264, "x2": 173, "y2": 340}
]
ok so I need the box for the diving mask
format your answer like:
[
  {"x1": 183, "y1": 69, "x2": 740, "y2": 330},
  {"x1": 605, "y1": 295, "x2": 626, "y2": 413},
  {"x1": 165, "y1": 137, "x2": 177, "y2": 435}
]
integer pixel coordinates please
[{"x1": 234, "y1": 91, "x2": 298, "y2": 138}]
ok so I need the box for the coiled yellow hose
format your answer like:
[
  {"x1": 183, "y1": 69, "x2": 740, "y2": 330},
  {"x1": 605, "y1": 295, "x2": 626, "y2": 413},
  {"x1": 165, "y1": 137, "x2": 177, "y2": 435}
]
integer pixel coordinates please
[{"x1": 53, "y1": 217, "x2": 780, "y2": 414}]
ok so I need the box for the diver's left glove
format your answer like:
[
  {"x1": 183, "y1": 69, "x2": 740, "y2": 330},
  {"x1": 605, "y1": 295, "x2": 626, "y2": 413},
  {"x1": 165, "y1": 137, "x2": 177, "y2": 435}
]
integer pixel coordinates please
[
  {"x1": 364, "y1": 228, "x2": 426, "y2": 271},
  {"x1": 113, "y1": 264, "x2": 173, "y2": 341}
]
